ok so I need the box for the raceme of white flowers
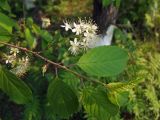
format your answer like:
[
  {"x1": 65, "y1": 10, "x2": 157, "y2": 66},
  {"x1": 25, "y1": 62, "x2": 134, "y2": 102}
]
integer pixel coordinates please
[
  {"x1": 5, "y1": 48, "x2": 30, "y2": 76},
  {"x1": 5, "y1": 48, "x2": 20, "y2": 65},
  {"x1": 61, "y1": 19, "x2": 116, "y2": 55},
  {"x1": 10, "y1": 56, "x2": 30, "y2": 76}
]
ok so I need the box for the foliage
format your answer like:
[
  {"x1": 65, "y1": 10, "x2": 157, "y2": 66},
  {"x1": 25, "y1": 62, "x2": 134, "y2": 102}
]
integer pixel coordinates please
[
  {"x1": 0, "y1": 0, "x2": 130, "y2": 119},
  {"x1": 77, "y1": 46, "x2": 128, "y2": 77},
  {"x1": 0, "y1": 65, "x2": 33, "y2": 104},
  {"x1": 127, "y1": 42, "x2": 160, "y2": 120},
  {"x1": 47, "y1": 80, "x2": 79, "y2": 118},
  {"x1": 0, "y1": 0, "x2": 159, "y2": 120}
]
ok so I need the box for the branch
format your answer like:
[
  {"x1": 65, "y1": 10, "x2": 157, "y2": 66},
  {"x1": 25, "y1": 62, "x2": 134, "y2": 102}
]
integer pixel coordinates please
[{"x1": 0, "y1": 41, "x2": 106, "y2": 86}]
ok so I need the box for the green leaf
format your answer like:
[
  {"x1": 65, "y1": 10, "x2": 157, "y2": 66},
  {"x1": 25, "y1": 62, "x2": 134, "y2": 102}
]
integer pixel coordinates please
[
  {"x1": 25, "y1": 28, "x2": 37, "y2": 49},
  {"x1": 115, "y1": 28, "x2": 127, "y2": 42},
  {"x1": 60, "y1": 71, "x2": 80, "y2": 92},
  {"x1": 77, "y1": 46, "x2": 128, "y2": 77},
  {"x1": 24, "y1": 97, "x2": 41, "y2": 120},
  {"x1": 32, "y1": 23, "x2": 53, "y2": 43},
  {"x1": 40, "y1": 30, "x2": 53, "y2": 42},
  {"x1": 107, "y1": 91, "x2": 129, "y2": 107},
  {"x1": 0, "y1": 26, "x2": 11, "y2": 46},
  {"x1": 0, "y1": 65, "x2": 33, "y2": 104},
  {"x1": 0, "y1": 12, "x2": 17, "y2": 33},
  {"x1": 47, "y1": 80, "x2": 79, "y2": 118},
  {"x1": 81, "y1": 87, "x2": 119, "y2": 120},
  {"x1": 106, "y1": 78, "x2": 143, "y2": 92},
  {"x1": 0, "y1": 0, "x2": 11, "y2": 12},
  {"x1": 32, "y1": 23, "x2": 53, "y2": 50}
]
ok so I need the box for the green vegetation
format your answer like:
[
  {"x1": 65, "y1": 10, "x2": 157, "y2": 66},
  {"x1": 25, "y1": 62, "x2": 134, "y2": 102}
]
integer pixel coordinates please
[{"x1": 0, "y1": 0, "x2": 159, "y2": 120}]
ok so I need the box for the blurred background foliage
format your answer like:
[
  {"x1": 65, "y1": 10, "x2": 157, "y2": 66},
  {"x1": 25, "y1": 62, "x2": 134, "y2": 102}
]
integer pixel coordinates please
[{"x1": 0, "y1": 0, "x2": 160, "y2": 120}]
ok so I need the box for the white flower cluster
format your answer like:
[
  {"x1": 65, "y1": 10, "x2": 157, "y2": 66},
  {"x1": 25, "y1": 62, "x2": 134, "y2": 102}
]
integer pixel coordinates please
[
  {"x1": 61, "y1": 19, "x2": 100, "y2": 55},
  {"x1": 10, "y1": 56, "x2": 30, "y2": 76},
  {"x1": 5, "y1": 48, "x2": 19, "y2": 65},
  {"x1": 5, "y1": 48, "x2": 30, "y2": 76},
  {"x1": 41, "y1": 17, "x2": 51, "y2": 28}
]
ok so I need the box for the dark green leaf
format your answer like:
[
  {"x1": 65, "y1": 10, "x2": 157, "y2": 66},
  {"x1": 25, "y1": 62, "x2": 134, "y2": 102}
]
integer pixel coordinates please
[
  {"x1": 60, "y1": 71, "x2": 80, "y2": 92},
  {"x1": 40, "y1": 30, "x2": 53, "y2": 42},
  {"x1": 0, "y1": 0, "x2": 11, "y2": 12},
  {"x1": 47, "y1": 80, "x2": 79, "y2": 118},
  {"x1": 0, "y1": 65, "x2": 33, "y2": 104},
  {"x1": 77, "y1": 46, "x2": 128, "y2": 77}
]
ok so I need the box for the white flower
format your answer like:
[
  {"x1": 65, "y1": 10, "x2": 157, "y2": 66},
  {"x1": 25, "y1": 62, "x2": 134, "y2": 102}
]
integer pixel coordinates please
[
  {"x1": 61, "y1": 21, "x2": 72, "y2": 31},
  {"x1": 80, "y1": 39, "x2": 89, "y2": 51},
  {"x1": 72, "y1": 22, "x2": 82, "y2": 35},
  {"x1": 85, "y1": 24, "x2": 97, "y2": 34},
  {"x1": 83, "y1": 31, "x2": 96, "y2": 38},
  {"x1": 69, "y1": 38, "x2": 80, "y2": 55},
  {"x1": 6, "y1": 60, "x2": 9, "y2": 64},
  {"x1": 10, "y1": 48, "x2": 19, "y2": 56},
  {"x1": 61, "y1": 19, "x2": 115, "y2": 55},
  {"x1": 5, "y1": 55, "x2": 16, "y2": 64},
  {"x1": 41, "y1": 17, "x2": 51, "y2": 28},
  {"x1": 91, "y1": 24, "x2": 98, "y2": 31},
  {"x1": 11, "y1": 56, "x2": 30, "y2": 76}
]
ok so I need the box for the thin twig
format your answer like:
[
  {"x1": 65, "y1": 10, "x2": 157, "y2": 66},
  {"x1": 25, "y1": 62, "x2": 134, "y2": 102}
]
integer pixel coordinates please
[{"x1": 0, "y1": 41, "x2": 106, "y2": 86}]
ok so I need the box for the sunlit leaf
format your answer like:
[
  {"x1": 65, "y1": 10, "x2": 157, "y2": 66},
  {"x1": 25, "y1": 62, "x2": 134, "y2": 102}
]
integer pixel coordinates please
[
  {"x1": 81, "y1": 87, "x2": 119, "y2": 120},
  {"x1": 77, "y1": 46, "x2": 128, "y2": 77}
]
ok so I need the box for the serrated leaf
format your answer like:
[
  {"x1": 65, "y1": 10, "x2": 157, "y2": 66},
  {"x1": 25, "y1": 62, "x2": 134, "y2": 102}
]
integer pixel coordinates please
[
  {"x1": 107, "y1": 91, "x2": 129, "y2": 107},
  {"x1": 60, "y1": 71, "x2": 80, "y2": 92},
  {"x1": 106, "y1": 78, "x2": 143, "y2": 92},
  {"x1": 47, "y1": 80, "x2": 79, "y2": 118},
  {"x1": 0, "y1": 65, "x2": 33, "y2": 104},
  {"x1": 77, "y1": 46, "x2": 128, "y2": 77},
  {"x1": 81, "y1": 87, "x2": 119, "y2": 120},
  {"x1": 24, "y1": 97, "x2": 41, "y2": 120}
]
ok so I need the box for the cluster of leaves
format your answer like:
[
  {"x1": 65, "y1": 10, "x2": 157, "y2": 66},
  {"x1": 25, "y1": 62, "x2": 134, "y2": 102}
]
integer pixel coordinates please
[
  {"x1": 125, "y1": 42, "x2": 160, "y2": 120},
  {"x1": 0, "y1": 0, "x2": 137, "y2": 120},
  {"x1": 145, "y1": 0, "x2": 160, "y2": 40},
  {"x1": 0, "y1": 0, "x2": 159, "y2": 120}
]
